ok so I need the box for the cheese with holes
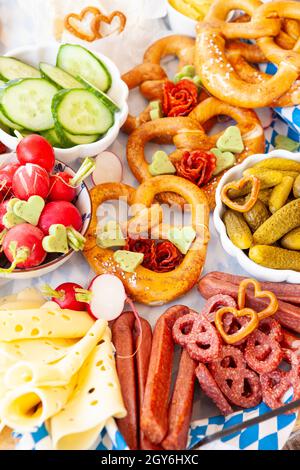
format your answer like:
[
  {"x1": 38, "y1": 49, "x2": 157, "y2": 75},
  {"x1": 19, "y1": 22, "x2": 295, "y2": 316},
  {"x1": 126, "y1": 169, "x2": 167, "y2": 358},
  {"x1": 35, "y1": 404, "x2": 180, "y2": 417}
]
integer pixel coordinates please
[
  {"x1": 4, "y1": 320, "x2": 107, "y2": 388},
  {"x1": 0, "y1": 288, "x2": 45, "y2": 309},
  {"x1": 0, "y1": 303, "x2": 94, "y2": 342},
  {"x1": 51, "y1": 328, "x2": 127, "y2": 450}
]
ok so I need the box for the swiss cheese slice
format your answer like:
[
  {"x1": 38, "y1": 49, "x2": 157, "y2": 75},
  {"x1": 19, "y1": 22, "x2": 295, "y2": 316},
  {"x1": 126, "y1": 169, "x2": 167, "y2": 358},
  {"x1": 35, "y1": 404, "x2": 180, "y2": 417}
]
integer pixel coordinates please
[
  {"x1": 0, "y1": 304, "x2": 94, "y2": 342},
  {"x1": 0, "y1": 288, "x2": 45, "y2": 309},
  {"x1": 50, "y1": 328, "x2": 127, "y2": 450},
  {"x1": 4, "y1": 319, "x2": 107, "y2": 388}
]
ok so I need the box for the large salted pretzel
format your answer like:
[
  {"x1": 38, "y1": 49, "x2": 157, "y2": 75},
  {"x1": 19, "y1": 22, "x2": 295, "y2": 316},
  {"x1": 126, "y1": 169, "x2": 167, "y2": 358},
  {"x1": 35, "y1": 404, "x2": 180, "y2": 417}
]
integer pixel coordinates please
[
  {"x1": 83, "y1": 176, "x2": 209, "y2": 305},
  {"x1": 195, "y1": 0, "x2": 300, "y2": 108},
  {"x1": 127, "y1": 97, "x2": 264, "y2": 209}
]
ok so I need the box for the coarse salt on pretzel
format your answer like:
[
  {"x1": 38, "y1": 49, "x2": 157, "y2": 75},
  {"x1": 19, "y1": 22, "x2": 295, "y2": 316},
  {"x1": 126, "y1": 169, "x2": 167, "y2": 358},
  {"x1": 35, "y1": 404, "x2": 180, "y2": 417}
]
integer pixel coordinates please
[
  {"x1": 126, "y1": 98, "x2": 264, "y2": 209},
  {"x1": 195, "y1": 21, "x2": 299, "y2": 108},
  {"x1": 83, "y1": 176, "x2": 209, "y2": 306}
]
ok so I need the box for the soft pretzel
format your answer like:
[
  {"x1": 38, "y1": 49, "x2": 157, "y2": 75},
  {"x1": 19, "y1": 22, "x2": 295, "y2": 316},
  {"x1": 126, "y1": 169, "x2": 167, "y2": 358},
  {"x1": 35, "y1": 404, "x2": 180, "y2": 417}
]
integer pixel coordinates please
[
  {"x1": 195, "y1": 21, "x2": 299, "y2": 108},
  {"x1": 253, "y1": 2, "x2": 300, "y2": 72},
  {"x1": 143, "y1": 35, "x2": 195, "y2": 69},
  {"x1": 127, "y1": 97, "x2": 264, "y2": 209},
  {"x1": 226, "y1": 42, "x2": 300, "y2": 107},
  {"x1": 121, "y1": 63, "x2": 167, "y2": 136},
  {"x1": 83, "y1": 177, "x2": 210, "y2": 306}
]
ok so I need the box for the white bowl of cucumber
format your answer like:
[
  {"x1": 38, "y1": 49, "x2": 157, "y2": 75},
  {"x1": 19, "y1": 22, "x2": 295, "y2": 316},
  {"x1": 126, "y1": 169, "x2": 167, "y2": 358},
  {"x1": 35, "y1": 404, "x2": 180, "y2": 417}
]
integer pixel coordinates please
[{"x1": 0, "y1": 43, "x2": 129, "y2": 163}]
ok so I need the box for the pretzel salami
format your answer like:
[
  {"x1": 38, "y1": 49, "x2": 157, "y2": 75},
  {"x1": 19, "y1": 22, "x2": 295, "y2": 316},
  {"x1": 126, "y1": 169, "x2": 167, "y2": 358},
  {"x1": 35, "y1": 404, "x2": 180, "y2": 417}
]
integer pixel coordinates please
[
  {"x1": 260, "y1": 349, "x2": 300, "y2": 410},
  {"x1": 196, "y1": 363, "x2": 233, "y2": 416},
  {"x1": 172, "y1": 311, "x2": 221, "y2": 362},
  {"x1": 244, "y1": 318, "x2": 283, "y2": 375},
  {"x1": 141, "y1": 306, "x2": 197, "y2": 449},
  {"x1": 127, "y1": 97, "x2": 264, "y2": 209},
  {"x1": 112, "y1": 312, "x2": 155, "y2": 450},
  {"x1": 201, "y1": 294, "x2": 237, "y2": 323},
  {"x1": 83, "y1": 176, "x2": 209, "y2": 305},
  {"x1": 209, "y1": 345, "x2": 262, "y2": 408}
]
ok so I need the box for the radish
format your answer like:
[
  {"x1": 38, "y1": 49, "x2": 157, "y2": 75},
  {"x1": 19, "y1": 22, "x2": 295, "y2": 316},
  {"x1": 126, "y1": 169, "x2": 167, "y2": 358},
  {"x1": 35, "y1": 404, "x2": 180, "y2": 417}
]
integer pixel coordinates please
[
  {"x1": 41, "y1": 282, "x2": 87, "y2": 311},
  {"x1": 48, "y1": 158, "x2": 95, "y2": 202},
  {"x1": 0, "y1": 163, "x2": 21, "y2": 200},
  {"x1": 1, "y1": 224, "x2": 46, "y2": 272},
  {"x1": 0, "y1": 142, "x2": 7, "y2": 154},
  {"x1": 255, "y1": 107, "x2": 273, "y2": 129},
  {"x1": 39, "y1": 201, "x2": 82, "y2": 233},
  {"x1": 0, "y1": 200, "x2": 8, "y2": 231},
  {"x1": 16, "y1": 135, "x2": 55, "y2": 173},
  {"x1": 39, "y1": 201, "x2": 85, "y2": 251},
  {"x1": 91, "y1": 152, "x2": 123, "y2": 186},
  {"x1": 12, "y1": 164, "x2": 50, "y2": 201},
  {"x1": 75, "y1": 274, "x2": 138, "y2": 321}
]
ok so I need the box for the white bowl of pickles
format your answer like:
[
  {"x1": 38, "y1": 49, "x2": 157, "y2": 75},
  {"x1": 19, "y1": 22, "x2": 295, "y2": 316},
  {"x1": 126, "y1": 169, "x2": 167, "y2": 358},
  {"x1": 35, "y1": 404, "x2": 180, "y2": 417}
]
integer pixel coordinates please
[
  {"x1": 0, "y1": 43, "x2": 129, "y2": 163},
  {"x1": 214, "y1": 149, "x2": 300, "y2": 283}
]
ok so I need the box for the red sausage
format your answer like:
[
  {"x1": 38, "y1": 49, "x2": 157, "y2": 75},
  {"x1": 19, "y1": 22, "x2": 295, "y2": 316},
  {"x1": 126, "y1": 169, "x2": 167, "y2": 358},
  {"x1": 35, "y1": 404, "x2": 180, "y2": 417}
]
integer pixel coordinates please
[{"x1": 141, "y1": 305, "x2": 190, "y2": 445}]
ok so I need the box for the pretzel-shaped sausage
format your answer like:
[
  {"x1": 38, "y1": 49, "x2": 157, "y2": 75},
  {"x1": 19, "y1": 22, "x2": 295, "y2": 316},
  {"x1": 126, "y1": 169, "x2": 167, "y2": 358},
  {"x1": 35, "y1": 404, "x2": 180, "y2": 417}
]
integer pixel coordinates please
[
  {"x1": 83, "y1": 176, "x2": 209, "y2": 305},
  {"x1": 127, "y1": 97, "x2": 265, "y2": 209}
]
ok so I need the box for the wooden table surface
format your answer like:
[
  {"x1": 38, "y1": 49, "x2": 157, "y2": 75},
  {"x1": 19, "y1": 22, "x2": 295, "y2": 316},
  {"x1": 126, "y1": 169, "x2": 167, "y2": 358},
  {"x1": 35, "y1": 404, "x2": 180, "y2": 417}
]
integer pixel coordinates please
[{"x1": 1, "y1": 415, "x2": 299, "y2": 450}]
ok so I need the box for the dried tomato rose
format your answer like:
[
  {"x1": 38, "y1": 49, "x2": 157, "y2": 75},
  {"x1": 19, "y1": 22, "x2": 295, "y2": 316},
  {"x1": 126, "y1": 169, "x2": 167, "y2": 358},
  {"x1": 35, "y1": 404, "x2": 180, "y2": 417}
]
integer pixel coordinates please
[
  {"x1": 176, "y1": 150, "x2": 217, "y2": 187},
  {"x1": 124, "y1": 238, "x2": 183, "y2": 273},
  {"x1": 162, "y1": 79, "x2": 199, "y2": 117}
]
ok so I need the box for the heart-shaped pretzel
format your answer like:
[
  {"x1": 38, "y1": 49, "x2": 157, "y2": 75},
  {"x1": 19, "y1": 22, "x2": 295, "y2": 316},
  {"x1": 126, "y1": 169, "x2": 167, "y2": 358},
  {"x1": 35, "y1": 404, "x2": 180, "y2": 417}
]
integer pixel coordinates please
[
  {"x1": 238, "y1": 278, "x2": 279, "y2": 320},
  {"x1": 64, "y1": 7, "x2": 102, "y2": 42},
  {"x1": 127, "y1": 98, "x2": 264, "y2": 210},
  {"x1": 215, "y1": 307, "x2": 259, "y2": 344},
  {"x1": 83, "y1": 176, "x2": 209, "y2": 305},
  {"x1": 94, "y1": 11, "x2": 127, "y2": 38},
  {"x1": 220, "y1": 175, "x2": 260, "y2": 212}
]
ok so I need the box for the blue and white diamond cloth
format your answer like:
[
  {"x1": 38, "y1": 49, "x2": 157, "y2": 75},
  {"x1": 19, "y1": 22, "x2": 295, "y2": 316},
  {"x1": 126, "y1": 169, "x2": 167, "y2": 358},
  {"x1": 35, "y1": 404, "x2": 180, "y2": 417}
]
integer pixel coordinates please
[{"x1": 15, "y1": 397, "x2": 297, "y2": 451}]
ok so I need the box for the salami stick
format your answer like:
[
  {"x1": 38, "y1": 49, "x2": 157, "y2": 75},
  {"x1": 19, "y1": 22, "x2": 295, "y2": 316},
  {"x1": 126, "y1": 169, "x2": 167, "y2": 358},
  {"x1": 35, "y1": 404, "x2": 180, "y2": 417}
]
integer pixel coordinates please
[
  {"x1": 162, "y1": 350, "x2": 197, "y2": 450},
  {"x1": 141, "y1": 305, "x2": 190, "y2": 445}
]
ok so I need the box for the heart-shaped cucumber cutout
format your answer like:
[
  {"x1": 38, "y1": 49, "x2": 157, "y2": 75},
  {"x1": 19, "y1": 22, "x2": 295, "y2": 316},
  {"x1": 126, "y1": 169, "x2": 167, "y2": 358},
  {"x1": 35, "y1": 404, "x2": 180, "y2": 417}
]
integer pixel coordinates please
[
  {"x1": 97, "y1": 221, "x2": 126, "y2": 248},
  {"x1": 3, "y1": 198, "x2": 25, "y2": 229},
  {"x1": 211, "y1": 148, "x2": 236, "y2": 176},
  {"x1": 114, "y1": 250, "x2": 144, "y2": 273},
  {"x1": 149, "y1": 151, "x2": 176, "y2": 176},
  {"x1": 167, "y1": 226, "x2": 196, "y2": 255},
  {"x1": 42, "y1": 224, "x2": 69, "y2": 254},
  {"x1": 216, "y1": 126, "x2": 244, "y2": 154},
  {"x1": 13, "y1": 196, "x2": 45, "y2": 226}
]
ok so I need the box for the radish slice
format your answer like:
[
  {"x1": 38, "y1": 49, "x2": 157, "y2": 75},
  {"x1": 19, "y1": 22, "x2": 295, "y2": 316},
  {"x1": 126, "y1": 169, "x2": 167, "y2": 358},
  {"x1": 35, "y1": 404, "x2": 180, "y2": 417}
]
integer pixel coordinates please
[
  {"x1": 87, "y1": 274, "x2": 127, "y2": 321},
  {"x1": 92, "y1": 151, "x2": 123, "y2": 186},
  {"x1": 255, "y1": 108, "x2": 273, "y2": 129}
]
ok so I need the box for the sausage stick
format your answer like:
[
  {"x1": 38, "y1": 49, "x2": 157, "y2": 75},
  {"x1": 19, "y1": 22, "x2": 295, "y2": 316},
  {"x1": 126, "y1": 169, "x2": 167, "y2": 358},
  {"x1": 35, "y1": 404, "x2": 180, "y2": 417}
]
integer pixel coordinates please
[
  {"x1": 162, "y1": 350, "x2": 197, "y2": 450},
  {"x1": 141, "y1": 305, "x2": 190, "y2": 445}
]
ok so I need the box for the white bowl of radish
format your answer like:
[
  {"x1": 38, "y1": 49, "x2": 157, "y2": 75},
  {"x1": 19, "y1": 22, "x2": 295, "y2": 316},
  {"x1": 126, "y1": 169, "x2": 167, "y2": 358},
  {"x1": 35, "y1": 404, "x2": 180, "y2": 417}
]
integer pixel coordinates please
[
  {"x1": 0, "y1": 149, "x2": 91, "y2": 280},
  {"x1": 0, "y1": 43, "x2": 129, "y2": 164}
]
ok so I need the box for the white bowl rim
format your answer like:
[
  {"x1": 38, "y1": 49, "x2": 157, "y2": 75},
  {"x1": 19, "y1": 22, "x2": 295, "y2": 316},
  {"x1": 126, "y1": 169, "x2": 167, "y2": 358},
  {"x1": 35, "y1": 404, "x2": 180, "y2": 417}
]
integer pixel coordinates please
[
  {"x1": 1, "y1": 157, "x2": 92, "y2": 275},
  {"x1": 0, "y1": 42, "x2": 129, "y2": 155},
  {"x1": 214, "y1": 149, "x2": 300, "y2": 283}
]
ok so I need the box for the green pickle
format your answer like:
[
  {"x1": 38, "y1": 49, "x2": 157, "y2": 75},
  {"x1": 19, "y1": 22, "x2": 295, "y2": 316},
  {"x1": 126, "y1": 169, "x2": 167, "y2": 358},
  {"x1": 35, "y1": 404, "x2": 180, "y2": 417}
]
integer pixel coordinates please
[
  {"x1": 257, "y1": 189, "x2": 272, "y2": 206},
  {"x1": 253, "y1": 157, "x2": 300, "y2": 172},
  {"x1": 228, "y1": 170, "x2": 283, "y2": 199},
  {"x1": 253, "y1": 199, "x2": 300, "y2": 245},
  {"x1": 281, "y1": 227, "x2": 300, "y2": 250},
  {"x1": 293, "y1": 174, "x2": 300, "y2": 198},
  {"x1": 243, "y1": 199, "x2": 270, "y2": 232},
  {"x1": 268, "y1": 176, "x2": 294, "y2": 214},
  {"x1": 223, "y1": 210, "x2": 253, "y2": 249},
  {"x1": 249, "y1": 245, "x2": 300, "y2": 271}
]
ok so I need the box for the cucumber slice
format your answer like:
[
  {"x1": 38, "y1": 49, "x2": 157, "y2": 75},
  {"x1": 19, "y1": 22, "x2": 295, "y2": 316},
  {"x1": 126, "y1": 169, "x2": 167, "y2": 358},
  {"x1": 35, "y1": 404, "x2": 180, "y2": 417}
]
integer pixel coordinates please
[
  {"x1": 76, "y1": 76, "x2": 120, "y2": 113},
  {"x1": 40, "y1": 62, "x2": 83, "y2": 89},
  {"x1": 1, "y1": 78, "x2": 58, "y2": 132},
  {"x1": 57, "y1": 44, "x2": 112, "y2": 92},
  {"x1": 0, "y1": 57, "x2": 41, "y2": 81},
  {"x1": 63, "y1": 130, "x2": 100, "y2": 146},
  {"x1": 0, "y1": 80, "x2": 5, "y2": 88},
  {"x1": 41, "y1": 128, "x2": 64, "y2": 148},
  {"x1": 52, "y1": 89, "x2": 114, "y2": 136},
  {"x1": 0, "y1": 109, "x2": 23, "y2": 131}
]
